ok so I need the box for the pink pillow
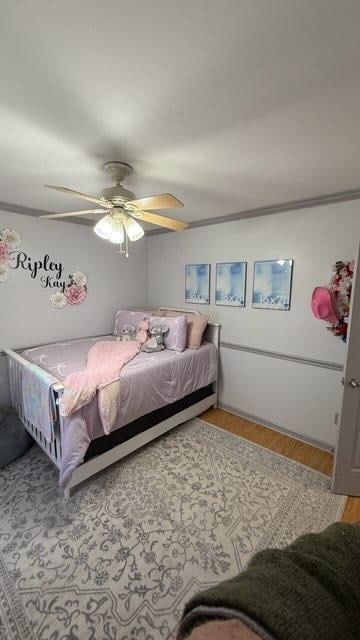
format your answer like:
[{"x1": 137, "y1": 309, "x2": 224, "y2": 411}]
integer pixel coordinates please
[
  {"x1": 160, "y1": 310, "x2": 209, "y2": 349},
  {"x1": 150, "y1": 315, "x2": 187, "y2": 352},
  {"x1": 186, "y1": 314, "x2": 209, "y2": 349}
]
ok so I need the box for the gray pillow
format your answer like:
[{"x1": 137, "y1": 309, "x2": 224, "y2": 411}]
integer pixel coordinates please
[
  {"x1": 0, "y1": 409, "x2": 33, "y2": 468},
  {"x1": 150, "y1": 315, "x2": 187, "y2": 351}
]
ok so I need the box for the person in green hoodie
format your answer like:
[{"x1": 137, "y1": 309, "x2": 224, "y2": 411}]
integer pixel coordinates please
[{"x1": 177, "y1": 523, "x2": 360, "y2": 640}]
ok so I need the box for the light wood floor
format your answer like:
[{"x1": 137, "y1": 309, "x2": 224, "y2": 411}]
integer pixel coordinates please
[{"x1": 200, "y1": 407, "x2": 360, "y2": 523}]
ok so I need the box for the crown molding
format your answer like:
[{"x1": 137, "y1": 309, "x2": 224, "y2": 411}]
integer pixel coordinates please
[
  {"x1": 2, "y1": 186, "x2": 360, "y2": 235},
  {"x1": 146, "y1": 186, "x2": 360, "y2": 236},
  {"x1": 0, "y1": 201, "x2": 93, "y2": 227}
]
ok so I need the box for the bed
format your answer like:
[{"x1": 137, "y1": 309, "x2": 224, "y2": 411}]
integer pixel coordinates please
[{"x1": 5, "y1": 309, "x2": 220, "y2": 498}]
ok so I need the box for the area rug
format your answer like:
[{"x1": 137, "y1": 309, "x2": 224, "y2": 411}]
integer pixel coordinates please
[{"x1": 0, "y1": 418, "x2": 346, "y2": 640}]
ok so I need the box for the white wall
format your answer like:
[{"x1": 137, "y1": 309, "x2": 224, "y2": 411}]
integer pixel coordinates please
[
  {"x1": 0, "y1": 210, "x2": 147, "y2": 404},
  {"x1": 147, "y1": 200, "x2": 360, "y2": 448},
  {"x1": 2, "y1": 201, "x2": 359, "y2": 448}
]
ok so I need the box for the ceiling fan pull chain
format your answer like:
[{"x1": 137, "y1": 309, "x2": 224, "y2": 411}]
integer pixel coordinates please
[{"x1": 125, "y1": 232, "x2": 129, "y2": 258}]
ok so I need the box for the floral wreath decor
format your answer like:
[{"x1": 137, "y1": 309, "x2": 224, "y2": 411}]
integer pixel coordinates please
[
  {"x1": 0, "y1": 227, "x2": 21, "y2": 282},
  {"x1": 50, "y1": 271, "x2": 88, "y2": 309},
  {"x1": 327, "y1": 260, "x2": 354, "y2": 342}
]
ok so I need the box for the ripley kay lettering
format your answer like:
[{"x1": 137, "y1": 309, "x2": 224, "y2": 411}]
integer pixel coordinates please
[{"x1": 9, "y1": 251, "x2": 66, "y2": 291}]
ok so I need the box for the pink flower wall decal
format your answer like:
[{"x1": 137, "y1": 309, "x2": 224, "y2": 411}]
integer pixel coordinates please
[
  {"x1": 50, "y1": 270, "x2": 88, "y2": 309},
  {"x1": 64, "y1": 283, "x2": 87, "y2": 305},
  {"x1": 0, "y1": 227, "x2": 21, "y2": 284},
  {"x1": 0, "y1": 242, "x2": 10, "y2": 264}
]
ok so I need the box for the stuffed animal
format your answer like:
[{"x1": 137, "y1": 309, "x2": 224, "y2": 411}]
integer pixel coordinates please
[
  {"x1": 136, "y1": 319, "x2": 150, "y2": 344},
  {"x1": 121, "y1": 324, "x2": 137, "y2": 341},
  {"x1": 142, "y1": 325, "x2": 169, "y2": 352}
]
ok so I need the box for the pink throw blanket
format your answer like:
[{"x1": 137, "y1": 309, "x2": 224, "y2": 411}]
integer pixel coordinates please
[{"x1": 59, "y1": 340, "x2": 140, "y2": 434}]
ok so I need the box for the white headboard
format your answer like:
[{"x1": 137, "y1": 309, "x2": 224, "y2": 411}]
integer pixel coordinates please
[{"x1": 159, "y1": 307, "x2": 200, "y2": 315}]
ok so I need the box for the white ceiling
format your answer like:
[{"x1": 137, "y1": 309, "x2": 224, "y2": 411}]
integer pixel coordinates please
[{"x1": 1, "y1": 0, "x2": 360, "y2": 225}]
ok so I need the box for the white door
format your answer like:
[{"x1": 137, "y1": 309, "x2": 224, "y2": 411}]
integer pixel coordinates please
[{"x1": 333, "y1": 243, "x2": 360, "y2": 496}]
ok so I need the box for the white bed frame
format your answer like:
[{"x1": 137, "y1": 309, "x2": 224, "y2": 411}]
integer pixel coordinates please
[{"x1": 5, "y1": 309, "x2": 220, "y2": 498}]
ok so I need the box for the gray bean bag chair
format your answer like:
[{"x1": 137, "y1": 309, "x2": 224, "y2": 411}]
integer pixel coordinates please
[{"x1": 0, "y1": 407, "x2": 33, "y2": 468}]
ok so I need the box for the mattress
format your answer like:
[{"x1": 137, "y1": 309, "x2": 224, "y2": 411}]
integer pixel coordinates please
[
  {"x1": 21, "y1": 335, "x2": 217, "y2": 427},
  {"x1": 20, "y1": 335, "x2": 218, "y2": 485}
]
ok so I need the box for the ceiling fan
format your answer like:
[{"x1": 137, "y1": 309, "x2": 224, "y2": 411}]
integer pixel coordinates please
[{"x1": 40, "y1": 162, "x2": 188, "y2": 256}]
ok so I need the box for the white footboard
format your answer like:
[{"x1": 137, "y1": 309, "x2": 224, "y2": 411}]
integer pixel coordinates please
[{"x1": 6, "y1": 350, "x2": 63, "y2": 469}]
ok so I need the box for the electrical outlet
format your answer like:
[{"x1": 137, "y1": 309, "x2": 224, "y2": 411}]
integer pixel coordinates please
[{"x1": 334, "y1": 412, "x2": 339, "y2": 426}]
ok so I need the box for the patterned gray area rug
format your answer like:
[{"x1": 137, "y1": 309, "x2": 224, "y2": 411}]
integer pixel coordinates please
[{"x1": 0, "y1": 418, "x2": 346, "y2": 640}]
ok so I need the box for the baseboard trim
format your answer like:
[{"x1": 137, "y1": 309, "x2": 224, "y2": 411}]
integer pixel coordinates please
[
  {"x1": 220, "y1": 341, "x2": 343, "y2": 372},
  {"x1": 218, "y1": 402, "x2": 335, "y2": 453}
]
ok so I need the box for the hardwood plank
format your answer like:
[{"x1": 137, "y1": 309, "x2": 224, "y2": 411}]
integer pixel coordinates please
[
  {"x1": 342, "y1": 497, "x2": 360, "y2": 523},
  {"x1": 200, "y1": 408, "x2": 360, "y2": 522}
]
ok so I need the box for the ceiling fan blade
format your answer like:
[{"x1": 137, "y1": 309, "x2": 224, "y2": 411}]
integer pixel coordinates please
[
  {"x1": 126, "y1": 193, "x2": 183, "y2": 211},
  {"x1": 40, "y1": 209, "x2": 107, "y2": 219},
  {"x1": 134, "y1": 210, "x2": 188, "y2": 231},
  {"x1": 45, "y1": 185, "x2": 112, "y2": 208}
]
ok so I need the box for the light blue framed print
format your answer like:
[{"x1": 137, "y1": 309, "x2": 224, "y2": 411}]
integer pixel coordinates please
[
  {"x1": 252, "y1": 259, "x2": 293, "y2": 310},
  {"x1": 215, "y1": 262, "x2": 246, "y2": 307},
  {"x1": 185, "y1": 264, "x2": 210, "y2": 304}
]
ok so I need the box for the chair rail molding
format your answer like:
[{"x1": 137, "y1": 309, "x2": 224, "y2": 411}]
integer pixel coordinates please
[{"x1": 220, "y1": 341, "x2": 343, "y2": 372}]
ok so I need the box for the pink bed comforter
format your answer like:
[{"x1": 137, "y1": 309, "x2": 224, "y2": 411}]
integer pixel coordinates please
[{"x1": 60, "y1": 340, "x2": 140, "y2": 433}]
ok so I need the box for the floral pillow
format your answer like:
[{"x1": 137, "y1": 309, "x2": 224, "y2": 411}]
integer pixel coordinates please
[
  {"x1": 114, "y1": 310, "x2": 149, "y2": 336},
  {"x1": 150, "y1": 315, "x2": 187, "y2": 352}
]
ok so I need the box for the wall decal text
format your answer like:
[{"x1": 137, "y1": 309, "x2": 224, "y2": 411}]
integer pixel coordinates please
[{"x1": 0, "y1": 227, "x2": 88, "y2": 308}]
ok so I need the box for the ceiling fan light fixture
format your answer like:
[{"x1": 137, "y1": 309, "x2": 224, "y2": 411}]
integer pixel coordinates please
[
  {"x1": 94, "y1": 214, "x2": 113, "y2": 240},
  {"x1": 44, "y1": 163, "x2": 186, "y2": 254},
  {"x1": 124, "y1": 215, "x2": 144, "y2": 242},
  {"x1": 108, "y1": 219, "x2": 125, "y2": 245}
]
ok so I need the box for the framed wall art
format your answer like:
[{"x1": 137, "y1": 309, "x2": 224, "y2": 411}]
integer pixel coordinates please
[
  {"x1": 185, "y1": 264, "x2": 210, "y2": 304},
  {"x1": 252, "y1": 259, "x2": 293, "y2": 310},
  {"x1": 215, "y1": 262, "x2": 246, "y2": 307}
]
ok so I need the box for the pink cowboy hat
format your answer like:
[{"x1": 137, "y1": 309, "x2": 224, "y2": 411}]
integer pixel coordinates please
[{"x1": 311, "y1": 287, "x2": 339, "y2": 324}]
